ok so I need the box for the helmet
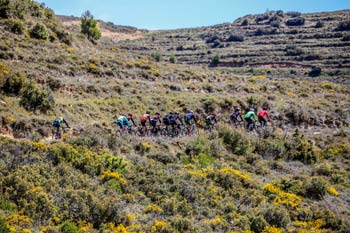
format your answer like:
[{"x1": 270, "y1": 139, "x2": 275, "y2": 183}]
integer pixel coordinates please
[
  {"x1": 189, "y1": 110, "x2": 194, "y2": 113},
  {"x1": 169, "y1": 112, "x2": 173, "y2": 115},
  {"x1": 235, "y1": 108, "x2": 240, "y2": 111},
  {"x1": 249, "y1": 108, "x2": 254, "y2": 112},
  {"x1": 127, "y1": 113, "x2": 132, "y2": 117},
  {"x1": 155, "y1": 112, "x2": 160, "y2": 115},
  {"x1": 175, "y1": 112, "x2": 179, "y2": 115},
  {"x1": 263, "y1": 106, "x2": 268, "y2": 110},
  {"x1": 146, "y1": 111, "x2": 150, "y2": 114}
]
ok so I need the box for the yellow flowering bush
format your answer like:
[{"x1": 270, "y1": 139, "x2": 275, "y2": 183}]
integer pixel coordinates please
[
  {"x1": 151, "y1": 220, "x2": 167, "y2": 232},
  {"x1": 101, "y1": 170, "x2": 127, "y2": 185},
  {"x1": 145, "y1": 204, "x2": 162, "y2": 213},
  {"x1": 104, "y1": 223, "x2": 128, "y2": 233},
  {"x1": 187, "y1": 169, "x2": 208, "y2": 178},
  {"x1": 261, "y1": 226, "x2": 283, "y2": 233},
  {"x1": 6, "y1": 214, "x2": 33, "y2": 232},
  {"x1": 31, "y1": 141, "x2": 47, "y2": 151},
  {"x1": 264, "y1": 183, "x2": 302, "y2": 208},
  {"x1": 218, "y1": 167, "x2": 250, "y2": 180},
  {"x1": 294, "y1": 219, "x2": 325, "y2": 231},
  {"x1": 207, "y1": 217, "x2": 223, "y2": 227},
  {"x1": 40, "y1": 226, "x2": 57, "y2": 233},
  {"x1": 328, "y1": 186, "x2": 339, "y2": 196}
]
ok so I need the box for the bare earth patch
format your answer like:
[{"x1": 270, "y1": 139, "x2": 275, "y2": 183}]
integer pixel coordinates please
[{"x1": 63, "y1": 20, "x2": 144, "y2": 42}]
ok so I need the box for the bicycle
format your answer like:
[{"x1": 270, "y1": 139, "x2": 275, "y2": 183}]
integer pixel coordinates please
[
  {"x1": 184, "y1": 123, "x2": 197, "y2": 136},
  {"x1": 137, "y1": 125, "x2": 150, "y2": 137},
  {"x1": 53, "y1": 126, "x2": 69, "y2": 140},
  {"x1": 150, "y1": 124, "x2": 162, "y2": 137},
  {"x1": 230, "y1": 118, "x2": 244, "y2": 128}
]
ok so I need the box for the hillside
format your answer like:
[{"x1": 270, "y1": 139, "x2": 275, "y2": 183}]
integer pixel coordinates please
[
  {"x1": 119, "y1": 10, "x2": 350, "y2": 83},
  {"x1": 0, "y1": 1, "x2": 350, "y2": 232}
]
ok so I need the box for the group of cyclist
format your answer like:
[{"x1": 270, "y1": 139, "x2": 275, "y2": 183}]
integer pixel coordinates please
[
  {"x1": 113, "y1": 106, "x2": 271, "y2": 136},
  {"x1": 52, "y1": 106, "x2": 271, "y2": 138}
]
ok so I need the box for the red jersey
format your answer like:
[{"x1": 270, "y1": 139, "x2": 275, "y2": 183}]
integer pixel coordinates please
[{"x1": 258, "y1": 110, "x2": 271, "y2": 120}]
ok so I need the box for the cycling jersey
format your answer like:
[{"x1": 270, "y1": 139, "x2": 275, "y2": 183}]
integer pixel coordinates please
[
  {"x1": 258, "y1": 110, "x2": 271, "y2": 121},
  {"x1": 244, "y1": 111, "x2": 257, "y2": 121},
  {"x1": 151, "y1": 114, "x2": 161, "y2": 126},
  {"x1": 117, "y1": 116, "x2": 131, "y2": 129},
  {"x1": 184, "y1": 112, "x2": 196, "y2": 125}
]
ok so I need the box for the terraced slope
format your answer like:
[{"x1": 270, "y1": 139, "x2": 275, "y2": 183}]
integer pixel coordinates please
[{"x1": 120, "y1": 10, "x2": 350, "y2": 82}]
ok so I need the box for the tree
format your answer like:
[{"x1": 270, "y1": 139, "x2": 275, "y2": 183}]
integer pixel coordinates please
[{"x1": 81, "y1": 10, "x2": 101, "y2": 42}]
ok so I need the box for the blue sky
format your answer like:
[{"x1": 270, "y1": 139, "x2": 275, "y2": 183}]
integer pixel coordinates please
[{"x1": 40, "y1": 0, "x2": 349, "y2": 30}]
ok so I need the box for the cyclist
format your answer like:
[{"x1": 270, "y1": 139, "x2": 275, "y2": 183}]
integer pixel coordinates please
[
  {"x1": 184, "y1": 110, "x2": 197, "y2": 135},
  {"x1": 162, "y1": 112, "x2": 172, "y2": 135},
  {"x1": 258, "y1": 107, "x2": 271, "y2": 127},
  {"x1": 206, "y1": 112, "x2": 217, "y2": 131},
  {"x1": 116, "y1": 114, "x2": 131, "y2": 131},
  {"x1": 139, "y1": 111, "x2": 151, "y2": 135},
  {"x1": 126, "y1": 113, "x2": 137, "y2": 126},
  {"x1": 230, "y1": 107, "x2": 243, "y2": 127},
  {"x1": 53, "y1": 117, "x2": 70, "y2": 139},
  {"x1": 140, "y1": 111, "x2": 151, "y2": 127},
  {"x1": 150, "y1": 112, "x2": 162, "y2": 134},
  {"x1": 170, "y1": 112, "x2": 182, "y2": 135},
  {"x1": 244, "y1": 108, "x2": 258, "y2": 131}
]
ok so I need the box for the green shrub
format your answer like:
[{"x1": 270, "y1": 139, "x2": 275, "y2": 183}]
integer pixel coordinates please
[
  {"x1": 59, "y1": 221, "x2": 79, "y2": 233},
  {"x1": 315, "y1": 21, "x2": 324, "y2": 28},
  {"x1": 185, "y1": 136, "x2": 210, "y2": 157},
  {"x1": 308, "y1": 66, "x2": 322, "y2": 77},
  {"x1": 211, "y1": 55, "x2": 220, "y2": 66},
  {"x1": 30, "y1": 23, "x2": 49, "y2": 40},
  {"x1": 254, "y1": 138, "x2": 286, "y2": 159},
  {"x1": 19, "y1": 82, "x2": 54, "y2": 112},
  {"x1": 0, "y1": 219, "x2": 10, "y2": 233},
  {"x1": 201, "y1": 97, "x2": 218, "y2": 113},
  {"x1": 1, "y1": 72, "x2": 27, "y2": 95},
  {"x1": 286, "y1": 131, "x2": 319, "y2": 164},
  {"x1": 262, "y1": 206, "x2": 290, "y2": 228},
  {"x1": 81, "y1": 10, "x2": 101, "y2": 42},
  {"x1": 304, "y1": 177, "x2": 328, "y2": 200},
  {"x1": 46, "y1": 77, "x2": 62, "y2": 91},
  {"x1": 247, "y1": 96, "x2": 259, "y2": 107},
  {"x1": 285, "y1": 45, "x2": 304, "y2": 56},
  {"x1": 226, "y1": 34, "x2": 244, "y2": 42},
  {"x1": 219, "y1": 127, "x2": 252, "y2": 156},
  {"x1": 171, "y1": 216, "x2": 193, "y2": 232},
  {"x1": 241, "y1": 19, "x2": 249, "y2": 26},
  {"x1": 151, "y1": 52, "x2": 162, "y2": 62},
  {"x1": 286, "y1": 17, "x2": 305, "y2": 26},
  {"x1": 169, "y1": 55, "x2": 176, "y2": 63},
  {"x1": 5, "y1": 19, "x2": 25, "y2": 34},
  {"x1": 342, "y1": 34, "x2": 350, "y2": 41},
  {"x1": 250, "y1": 216, "x2": 268, "y2": 233},
  {"x1": 335, "y1": 21, "x2": 350, "y2": 31},
  {"x1": 0, "y1": 198, "x2": 17, "y2": 212}
]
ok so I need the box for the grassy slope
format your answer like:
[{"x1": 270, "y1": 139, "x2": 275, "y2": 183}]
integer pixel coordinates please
[{"x1": 0, "y1": 2, "x2": 350, "y2": 232}]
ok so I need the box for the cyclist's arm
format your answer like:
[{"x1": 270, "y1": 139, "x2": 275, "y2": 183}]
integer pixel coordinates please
[
  {"x1": 130, "y1": 118, "x2": 136, "y2": 126},
  {"x1": 159, "y1": 117, "x2": 162, "y2": 124},
  {"x1": 63, "y1": 119, "x2": 70, "y2": 128},
  {"x1": 266, "y1": 112, "x2": 271, "y2": 121},
  {"x1": 253, "y1": 114, "x2": 258, "y2": 121}
]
